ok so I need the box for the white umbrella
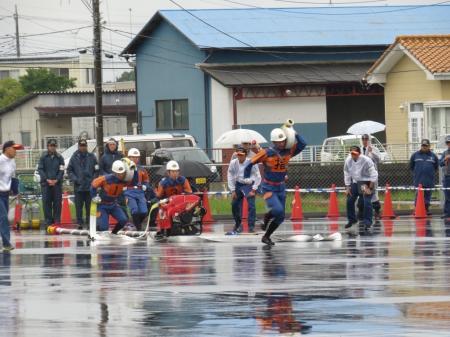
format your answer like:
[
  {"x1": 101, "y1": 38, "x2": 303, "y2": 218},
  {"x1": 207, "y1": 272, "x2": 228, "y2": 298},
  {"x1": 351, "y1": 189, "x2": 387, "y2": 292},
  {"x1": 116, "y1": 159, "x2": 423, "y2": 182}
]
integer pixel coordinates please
[
  {"x1": 215, "y1": 129, "x2": 267, "y2": 146},
  {"x1": 347, "y1": 120, "x2": 385, "y2": 135}
]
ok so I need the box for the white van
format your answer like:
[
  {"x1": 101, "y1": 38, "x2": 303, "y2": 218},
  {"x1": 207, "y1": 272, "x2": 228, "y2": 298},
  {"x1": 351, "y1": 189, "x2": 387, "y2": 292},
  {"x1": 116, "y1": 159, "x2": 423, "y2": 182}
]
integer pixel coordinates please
[
  {"x1": 320, "y1": 135, "x2": 389, "y2": 163},
  {"x1": 61, "y1": 133, "x2": 197, "y2": 166}
]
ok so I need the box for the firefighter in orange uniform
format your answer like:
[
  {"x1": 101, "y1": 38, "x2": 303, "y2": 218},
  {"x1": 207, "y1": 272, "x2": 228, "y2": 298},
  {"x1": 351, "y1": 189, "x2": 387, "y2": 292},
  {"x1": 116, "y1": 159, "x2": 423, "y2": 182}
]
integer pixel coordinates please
[
  {"x1": 91, "y1": 160, "x2": 129, "y2": 234},
  {"x1": 244, "y1": 128, "x2": 306, "y2": 246}
]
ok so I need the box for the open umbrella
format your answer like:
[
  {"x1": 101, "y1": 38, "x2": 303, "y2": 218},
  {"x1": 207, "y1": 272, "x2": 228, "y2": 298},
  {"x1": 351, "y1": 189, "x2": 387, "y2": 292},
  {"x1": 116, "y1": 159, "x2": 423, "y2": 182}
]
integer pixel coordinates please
[
  {"x1": 347, "y1": 120, "x2": 385, "y2": 135},
  {"x1": 156, "y1": 160, "x2": 212, "y2": 178},
  {"x1": 215, "y1": 129, "x2": 267, "y2": 146}
]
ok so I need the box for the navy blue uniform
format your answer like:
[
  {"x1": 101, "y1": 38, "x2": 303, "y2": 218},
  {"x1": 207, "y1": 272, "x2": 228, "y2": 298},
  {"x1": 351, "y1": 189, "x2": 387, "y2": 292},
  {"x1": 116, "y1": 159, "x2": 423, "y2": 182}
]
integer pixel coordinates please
[
  {"x1": 99, "y1": 141, "x2": 123, "y2": 174},
  {"x1": 67, "y1": 150, "x2": 99, "y2": 227},
  {"x1": 410, "y1": 150, "x2": 438, "y2": 209},
  {"x1": 38, "y1": 151, "x2": 65, "y2": 226}
]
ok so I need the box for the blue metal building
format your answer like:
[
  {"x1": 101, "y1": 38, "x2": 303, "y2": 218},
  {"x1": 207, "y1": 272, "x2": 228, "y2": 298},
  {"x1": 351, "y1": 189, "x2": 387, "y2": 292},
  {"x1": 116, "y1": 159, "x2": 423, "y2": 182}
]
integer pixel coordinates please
[{"x1": 122, "y1": 5, "x2": 450, "y2": 147}]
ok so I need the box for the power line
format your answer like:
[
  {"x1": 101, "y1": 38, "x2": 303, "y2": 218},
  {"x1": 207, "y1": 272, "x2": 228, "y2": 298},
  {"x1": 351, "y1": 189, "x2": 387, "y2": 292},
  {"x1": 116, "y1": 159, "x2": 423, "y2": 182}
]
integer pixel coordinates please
[
  {"x1": 218, "y1": 0, "x2": 450, "y2": 16},
  {"x1": 167, "y1": 0, "x2": 284, "y2": 60}
]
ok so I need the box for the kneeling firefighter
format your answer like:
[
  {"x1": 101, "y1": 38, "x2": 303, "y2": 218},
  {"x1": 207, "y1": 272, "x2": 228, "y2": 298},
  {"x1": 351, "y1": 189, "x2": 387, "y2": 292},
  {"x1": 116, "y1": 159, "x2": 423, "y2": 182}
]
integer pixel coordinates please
[{"x1": 90, "y1": 160, "x2": 129, "y2": 234}]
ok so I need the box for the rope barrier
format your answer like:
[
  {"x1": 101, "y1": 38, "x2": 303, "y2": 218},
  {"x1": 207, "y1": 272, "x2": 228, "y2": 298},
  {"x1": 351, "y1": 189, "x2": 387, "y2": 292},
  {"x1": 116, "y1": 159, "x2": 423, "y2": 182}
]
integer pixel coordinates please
[{"x1": 8, "y1": 185, "x2": 450, "y2": 201}]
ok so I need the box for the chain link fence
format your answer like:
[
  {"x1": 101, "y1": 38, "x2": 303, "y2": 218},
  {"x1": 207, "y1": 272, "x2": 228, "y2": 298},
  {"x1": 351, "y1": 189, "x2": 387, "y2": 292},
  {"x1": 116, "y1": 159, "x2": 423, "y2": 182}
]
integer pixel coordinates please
[{"x1": 14, "y1": 146, "x2": 447, "y2": 218}]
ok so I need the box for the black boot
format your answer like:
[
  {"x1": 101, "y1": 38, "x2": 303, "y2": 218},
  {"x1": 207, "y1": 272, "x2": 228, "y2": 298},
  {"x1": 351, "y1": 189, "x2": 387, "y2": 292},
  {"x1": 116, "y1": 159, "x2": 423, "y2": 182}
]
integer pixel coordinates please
[
  {"x1": 111, "y1": 222, "x2": 124, "y2": 235},
  {"x1": 262, "y1": 212, "x2": 273, "y2": 231},
  {"x1": 132, "y1": 214, "x2": 141, "y2": 231},
  {"x1": 262, "y1": 220, "x2": 280, "y2": 245}
]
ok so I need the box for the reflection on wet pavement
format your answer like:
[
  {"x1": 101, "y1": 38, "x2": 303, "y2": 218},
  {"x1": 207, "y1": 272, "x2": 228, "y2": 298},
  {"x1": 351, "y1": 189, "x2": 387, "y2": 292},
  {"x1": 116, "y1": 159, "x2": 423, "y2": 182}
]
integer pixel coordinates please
[{"x1": 1, "y1": 219, "x2": 450, "y2": 336}]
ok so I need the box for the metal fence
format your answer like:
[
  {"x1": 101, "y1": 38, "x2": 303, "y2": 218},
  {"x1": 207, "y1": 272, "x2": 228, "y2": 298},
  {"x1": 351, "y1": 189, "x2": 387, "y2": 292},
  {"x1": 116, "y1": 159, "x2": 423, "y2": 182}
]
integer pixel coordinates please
[{"x1": 13, "y1": 157, "x2": 446, "y2": 218}]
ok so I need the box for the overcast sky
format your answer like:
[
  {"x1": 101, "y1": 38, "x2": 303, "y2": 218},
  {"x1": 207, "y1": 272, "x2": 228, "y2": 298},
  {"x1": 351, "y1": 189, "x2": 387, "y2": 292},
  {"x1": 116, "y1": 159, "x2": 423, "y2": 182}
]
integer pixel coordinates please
[{"x1": 0, "y1": 0, "x2": 447, "y2": 81}]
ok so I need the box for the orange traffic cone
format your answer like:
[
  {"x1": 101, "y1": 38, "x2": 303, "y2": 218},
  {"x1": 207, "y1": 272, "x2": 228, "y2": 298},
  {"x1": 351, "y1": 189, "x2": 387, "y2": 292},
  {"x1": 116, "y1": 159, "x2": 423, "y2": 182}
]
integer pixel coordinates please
[
  {"x1": 414, "y1": 184, "x2": 427, "y2": 219},
  {"x1": 381, "y1": 183, "x2": 396, "y2": 219},
  {"x1": 290, "y1": 185, "x2": 303, "y2": 221},
  {"x1": 61, "y1": 192, "x2": 72, "y2": 226},
  {"x1": 202, "y1": 189, "x2": 214, "y2": 223},
  {"x1": 327, "y1": 184, "x2": 340, "y2": 218}
]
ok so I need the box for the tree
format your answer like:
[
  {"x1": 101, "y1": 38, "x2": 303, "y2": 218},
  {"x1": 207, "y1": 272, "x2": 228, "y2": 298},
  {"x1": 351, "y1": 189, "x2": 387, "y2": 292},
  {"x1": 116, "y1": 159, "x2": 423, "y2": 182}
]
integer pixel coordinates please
[
  {"x1": 0, "y1": 78, "x2": 25, "y2": 109},
  {"x1": 19, "y1": 68, "x2": 76, "y2": 93},
  {"x1": 116, "y1": 70, "x2": 135, "y2": 82}
]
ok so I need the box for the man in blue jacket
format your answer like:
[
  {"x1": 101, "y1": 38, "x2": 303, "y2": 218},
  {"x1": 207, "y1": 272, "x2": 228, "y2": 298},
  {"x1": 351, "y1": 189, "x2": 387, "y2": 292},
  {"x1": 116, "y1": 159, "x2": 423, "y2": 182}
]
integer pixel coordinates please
[
  {"x1": 410, "y1": 139, "x2": 439, "y2": 215},
  {"x1": 67, "y1": 139, "x2": 99, "y2": 229},
  {"x1": 99, "y1": 138, "x2": 123, "y2": 174},
  {"x1": 38, "y1": 139, "x2": 65, "y2": 228}
]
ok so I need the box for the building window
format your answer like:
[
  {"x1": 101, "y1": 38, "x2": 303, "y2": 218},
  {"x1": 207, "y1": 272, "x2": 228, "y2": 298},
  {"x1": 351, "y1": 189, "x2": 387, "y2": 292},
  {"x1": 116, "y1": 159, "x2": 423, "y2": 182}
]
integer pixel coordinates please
[
  {"x1": 0, "y1": 70, "x2": 19, "y2": 80},
  {"x1": 425, "y1": 104, "x2": 450, "y2": 142},
  {"x1": 50, "y1": 68, "x2": 69, "y2": 78},
  {"x1": 156, "y1": 99, "x2": 189, "y2": 130},
  {"x1": 21, "y1": 131, "x2": 31, "y2": 147}
]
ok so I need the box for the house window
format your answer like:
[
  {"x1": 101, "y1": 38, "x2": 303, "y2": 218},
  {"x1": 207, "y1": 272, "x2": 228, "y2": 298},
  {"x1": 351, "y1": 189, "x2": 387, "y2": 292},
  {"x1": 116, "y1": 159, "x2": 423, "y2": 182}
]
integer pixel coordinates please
[
  {"x1": 425, "y1": 104, "x2": 450, "y2": 142},
  {"x1": 0, "y1": 70, "x2": 19, "y2": 80},
  {"x1": 21, "y1": 131, "x2": 31, "y2": 147},
  {"x1": 50, "y1": 68, "x2": 69, "y2": 78},
  {"x1": 156, "y1": 99, "x2": 189, "y2": 130},
  {"x1": 408, "y1": 103, "x2": 424, "y2": 144}
]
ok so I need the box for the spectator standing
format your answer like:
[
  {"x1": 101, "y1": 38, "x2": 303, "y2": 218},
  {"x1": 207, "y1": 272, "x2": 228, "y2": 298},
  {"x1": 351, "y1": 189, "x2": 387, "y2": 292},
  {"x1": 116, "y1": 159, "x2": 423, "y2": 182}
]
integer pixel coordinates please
[
  {"x1": 410, "y1": 139, "x2": 438, "y2": 215},
  {"x1": 227, "y1": 146, "x2": 261, "y2": 234},
  {"x1": 439, "y1": 135, "x2": 450, "y2": 218},
  {"x1": 0, "y1": 141, "x2": 23, "y2": 252},
  {"x1": 67, "y1": 139, "x2": 99, "y2": 229},
  {"x1": 360, "y1": 134, "x2": 382, "y2": 220},
  {"x1": 38, "y1": 139, "x2": 65, "y2": 228},
  {"x1": 344, "y1": 146, "x2": 378, "y2": 231},
  {"x1": 99, "y1": 138, "x2": 123, "y2": 174}
]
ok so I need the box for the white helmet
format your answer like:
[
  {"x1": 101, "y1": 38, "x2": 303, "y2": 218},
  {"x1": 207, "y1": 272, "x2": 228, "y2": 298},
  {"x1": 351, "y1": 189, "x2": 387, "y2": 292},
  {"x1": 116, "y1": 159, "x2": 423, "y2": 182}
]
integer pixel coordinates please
[
  {"x1": 127, "y1": 148, "x2": 140, "y2": 157},
  {"x1": 111, "y1": 160, "x2": 126, "y2": 174},
  {"x1": 270, "y1": 128, "x2": 287, "y2": 142},
  {"x1": 166, "y1": 160, "x2": 180, "y2": 171}
]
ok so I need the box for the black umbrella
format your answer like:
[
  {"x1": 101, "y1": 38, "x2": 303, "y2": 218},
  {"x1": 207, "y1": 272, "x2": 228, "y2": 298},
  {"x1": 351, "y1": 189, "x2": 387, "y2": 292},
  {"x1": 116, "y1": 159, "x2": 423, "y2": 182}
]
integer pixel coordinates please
[{"x1": 156, "y1": 160, "x2": 212, "y2": 178}]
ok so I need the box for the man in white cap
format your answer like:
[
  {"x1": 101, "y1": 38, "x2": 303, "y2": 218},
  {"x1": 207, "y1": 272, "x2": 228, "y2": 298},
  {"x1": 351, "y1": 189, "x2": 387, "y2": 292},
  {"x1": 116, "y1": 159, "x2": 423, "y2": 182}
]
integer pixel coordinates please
[{"x1": 0, "y1": 141, "x2": 23, "y2": 252}]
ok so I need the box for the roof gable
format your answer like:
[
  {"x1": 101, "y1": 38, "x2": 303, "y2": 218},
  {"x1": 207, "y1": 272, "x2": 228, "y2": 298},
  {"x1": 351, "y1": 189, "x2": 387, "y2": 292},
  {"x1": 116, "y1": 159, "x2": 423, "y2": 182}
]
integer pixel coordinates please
[
  {"x1": 366, "y1": 34, "x2": 450, "y2": 83},
  {"x1": 122, "y1": 5, "x2": 450, "y2": 54}
]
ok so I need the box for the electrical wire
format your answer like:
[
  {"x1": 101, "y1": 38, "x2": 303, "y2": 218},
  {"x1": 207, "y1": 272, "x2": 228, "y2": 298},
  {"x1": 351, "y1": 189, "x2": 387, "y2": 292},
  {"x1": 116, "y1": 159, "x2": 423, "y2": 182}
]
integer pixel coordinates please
[{"x1": 218, "y1": 0, "x2": 450, "y2": 16}]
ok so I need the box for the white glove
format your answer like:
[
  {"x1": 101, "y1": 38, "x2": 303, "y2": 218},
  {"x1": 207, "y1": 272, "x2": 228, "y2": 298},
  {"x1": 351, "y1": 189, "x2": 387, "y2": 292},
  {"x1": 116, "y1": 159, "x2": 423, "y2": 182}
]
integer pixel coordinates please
[
  {"x1": 142, "y1": 185, "x2": 147, "y2": 191},
  {"x1": 243, "y1": 178, "x2": 253, "y2": 185},
  {"x1": 92, "y1": 195, "x2": 101, "y2": 204}
]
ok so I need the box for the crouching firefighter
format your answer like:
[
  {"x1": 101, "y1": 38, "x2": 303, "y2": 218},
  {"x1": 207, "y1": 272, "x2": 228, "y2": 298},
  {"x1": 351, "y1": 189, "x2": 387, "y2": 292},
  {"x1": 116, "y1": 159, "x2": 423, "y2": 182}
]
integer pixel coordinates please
[
  {"x1": 90, "y1": 160, "x2": 129, "y2": 234},
  {"x1": 244, "y1": 128, "x2": 307, "y2": 246},
  {"x1": 124, "y1": 148, "x2": 153, "y2": 230},
  {"x1": 151, "y1": 160, "x2": 193, "y2": 237}
]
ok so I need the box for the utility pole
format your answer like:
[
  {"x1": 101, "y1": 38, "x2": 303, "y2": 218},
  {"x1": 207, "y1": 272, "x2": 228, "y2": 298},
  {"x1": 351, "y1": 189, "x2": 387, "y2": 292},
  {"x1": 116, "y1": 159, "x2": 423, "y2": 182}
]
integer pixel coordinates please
[
  {"x1": 14, "y1": 5, "x2": 20, "y2": 57},
  {"x1": 92, "y1": 0, "x2": 104, "y2": 156}
]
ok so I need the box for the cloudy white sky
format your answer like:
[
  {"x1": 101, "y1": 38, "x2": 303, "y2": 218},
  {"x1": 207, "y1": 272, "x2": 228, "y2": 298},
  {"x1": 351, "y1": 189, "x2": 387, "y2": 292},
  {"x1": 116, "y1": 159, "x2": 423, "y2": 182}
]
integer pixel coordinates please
[{"x1": 0, "y1": 0, "x2": 447, "y2": 80}]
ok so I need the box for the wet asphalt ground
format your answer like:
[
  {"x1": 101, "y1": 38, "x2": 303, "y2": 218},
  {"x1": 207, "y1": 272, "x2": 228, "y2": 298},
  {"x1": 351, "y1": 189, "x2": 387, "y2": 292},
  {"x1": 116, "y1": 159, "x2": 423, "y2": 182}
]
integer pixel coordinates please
[{"x1": 1, "y1": 218, "x2": 450, "y2": 337}]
